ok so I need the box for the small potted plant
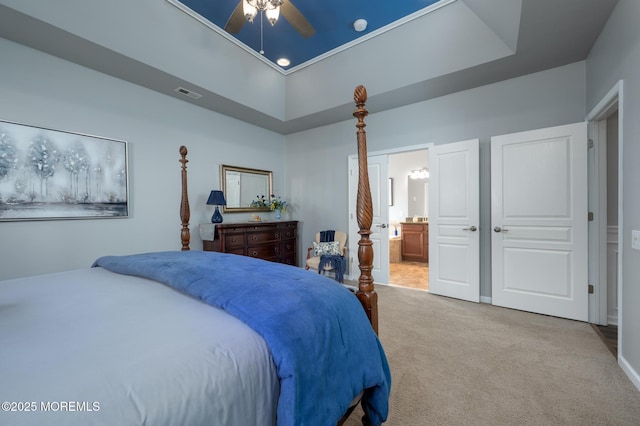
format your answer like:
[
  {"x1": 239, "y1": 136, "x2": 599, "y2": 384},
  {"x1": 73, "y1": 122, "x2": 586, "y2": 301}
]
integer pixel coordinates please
[
  {"x1": 269, "y1": 195, "x2": 287, "y2": 219},
  {"x1": 251, "y1": 194, "x2": 288, "y2": 219}
]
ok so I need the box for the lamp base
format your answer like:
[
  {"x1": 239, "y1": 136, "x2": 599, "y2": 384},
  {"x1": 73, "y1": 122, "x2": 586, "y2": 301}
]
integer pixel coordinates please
[{"x1": 211, "y1": 206, "x2": 223, "y2": 223}]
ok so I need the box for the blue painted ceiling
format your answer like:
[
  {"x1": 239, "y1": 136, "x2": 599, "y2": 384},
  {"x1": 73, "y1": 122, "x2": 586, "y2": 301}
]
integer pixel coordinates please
[{"x1": 176, "y1": 0, "x2": 442, "y2": 70}]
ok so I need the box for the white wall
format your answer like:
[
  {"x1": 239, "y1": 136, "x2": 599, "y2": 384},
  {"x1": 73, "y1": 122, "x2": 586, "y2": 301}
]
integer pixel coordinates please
[
  {"x1": 284, "y1": 0, "x2": 515, "y2": 120},
  {"x1": 586, "y1": 0, "x2": 640, "y2": 389},
  {"x1": 0, "y1": 0, "x2": 286, "y2": 119},
  {"x1": 0, "y1": 38, "x2": 285, "y2": 280},
  {"x1": 285, "y1": 61, "x2": 586, "y2": 297}
]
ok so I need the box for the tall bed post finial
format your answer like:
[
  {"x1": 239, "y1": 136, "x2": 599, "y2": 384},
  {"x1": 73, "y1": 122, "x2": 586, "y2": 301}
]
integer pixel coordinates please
[
  {"x1": 353, "y1": 85, "x2": 379, "y2": 334},
  {"x1": 179, "y1": 146, "x2": 191, "y2": 251}
]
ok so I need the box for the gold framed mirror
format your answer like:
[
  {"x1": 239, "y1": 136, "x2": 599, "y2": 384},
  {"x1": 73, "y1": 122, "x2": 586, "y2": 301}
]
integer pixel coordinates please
[{"x1": 220, "y1": 164, "x2": 273, "y2": 213}]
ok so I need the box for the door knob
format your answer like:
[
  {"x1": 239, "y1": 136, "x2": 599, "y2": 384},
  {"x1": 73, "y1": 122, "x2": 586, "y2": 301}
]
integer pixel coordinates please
[
  {"x1": 463, "y1": 226, "x2": 477, "y2": 232},
  {"x1": 494, "y1": 226, "x2": 509, "y2": 233},
  {"x1": 377, "y1": 223, "x2": 388, "y2": 229}
]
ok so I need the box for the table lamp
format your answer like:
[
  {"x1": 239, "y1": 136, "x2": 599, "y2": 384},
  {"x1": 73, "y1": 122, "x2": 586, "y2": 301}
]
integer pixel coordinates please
[{"x1": 206, "y1": 190, "x2": 226, "y2": 223}]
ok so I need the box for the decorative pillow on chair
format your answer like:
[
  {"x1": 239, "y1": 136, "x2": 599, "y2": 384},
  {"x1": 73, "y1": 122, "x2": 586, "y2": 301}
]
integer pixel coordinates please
[{"x1": 313, "y1": 241, "x2": 341, "y2": 256}]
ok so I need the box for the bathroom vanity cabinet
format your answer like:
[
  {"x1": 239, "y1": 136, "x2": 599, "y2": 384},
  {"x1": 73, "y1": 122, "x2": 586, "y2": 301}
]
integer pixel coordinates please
[{"x1": 401, "y1": 222, "x2": 429, "y2": 262}]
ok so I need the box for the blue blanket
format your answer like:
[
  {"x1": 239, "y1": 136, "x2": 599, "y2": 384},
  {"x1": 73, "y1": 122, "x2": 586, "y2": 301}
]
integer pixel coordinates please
[
  {"x1": 93, "y1": 251, "x2": 390, "y2": 426},
  {"x1": 319, "y1": 254, "x2": 346, "y2": 283},
  {"x1": 320, "y1": 230, "x2": 335, "y2": 242}
]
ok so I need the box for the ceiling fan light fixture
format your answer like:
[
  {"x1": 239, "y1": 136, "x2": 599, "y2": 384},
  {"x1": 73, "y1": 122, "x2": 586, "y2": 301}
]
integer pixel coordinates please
[
  {"x1": 243, "y1": 0, "x2": 257, "y2": 23},
  {"x1": 265, "y1": 6, "x2": 280, "y2": 26},
  {"x1": 244, "y1": 0, "x2": 284, "y2": 25}
]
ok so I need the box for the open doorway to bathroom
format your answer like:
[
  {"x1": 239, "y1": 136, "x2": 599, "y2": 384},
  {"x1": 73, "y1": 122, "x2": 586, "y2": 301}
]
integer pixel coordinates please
[{"x1": 388, "y1": 149, "x2": 429, "y2": 291}]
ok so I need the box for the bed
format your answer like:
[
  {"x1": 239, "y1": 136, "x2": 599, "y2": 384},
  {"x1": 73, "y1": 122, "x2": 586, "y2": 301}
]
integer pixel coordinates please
[{"x1": 0, "y1": 86, "x2": 389, "y2": 426}]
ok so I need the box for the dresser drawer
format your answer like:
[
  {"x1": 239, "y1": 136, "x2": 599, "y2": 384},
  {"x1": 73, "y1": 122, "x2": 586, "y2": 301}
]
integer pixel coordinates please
[
  {"x1": 280, "y1": 240, "x2": 296, "y2": 255},
  {"x1": 280, "y1": 253, "x2": 296, "y2": 266},
  {"x1": 247, "y1": 230, "x2": 281, "y2": 245},
  {"x1": 247, "y1": 244, "x2": 280, "y2": 260},
  {"x1": 225, "y1": 247, "x2": 245, "y2": 256},
  {"x1": 223, "y1": 233, "x2": 246, "y2": 248},
  {"x1": 280, "y1": 227, "x2": 296, "y2": 240}
]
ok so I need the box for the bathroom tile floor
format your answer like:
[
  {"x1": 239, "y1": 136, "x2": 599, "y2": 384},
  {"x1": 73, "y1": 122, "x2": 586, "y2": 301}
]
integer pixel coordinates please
[{"x1": 389, "y1": 261, "x2": 428, "y2": 291}]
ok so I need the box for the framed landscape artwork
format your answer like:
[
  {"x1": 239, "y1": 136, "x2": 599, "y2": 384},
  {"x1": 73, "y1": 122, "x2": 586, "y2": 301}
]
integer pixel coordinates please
[{"x1": 0, "y1": 119, "x2": 129, "y2": 221}]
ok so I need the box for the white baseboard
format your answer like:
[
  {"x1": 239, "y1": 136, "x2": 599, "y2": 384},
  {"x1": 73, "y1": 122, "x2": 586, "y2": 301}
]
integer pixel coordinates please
[
  {"x1": 480, "y1": 296, "x2": 492, "y2": 304},
  {"x1": 620, "y1": 355, "x2": 640, "y2": 393}
]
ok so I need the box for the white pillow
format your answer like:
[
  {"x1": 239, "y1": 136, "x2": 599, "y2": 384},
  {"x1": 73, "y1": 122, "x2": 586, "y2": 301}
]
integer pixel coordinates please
[{"x1": 313, "y1": 241, "x2": 341, "y2": 256}]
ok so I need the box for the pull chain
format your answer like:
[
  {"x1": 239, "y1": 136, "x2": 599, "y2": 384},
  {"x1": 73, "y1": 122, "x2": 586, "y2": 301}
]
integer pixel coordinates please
[{"x1": 259, "y1": 12, "x2": 264, "y2": 55}]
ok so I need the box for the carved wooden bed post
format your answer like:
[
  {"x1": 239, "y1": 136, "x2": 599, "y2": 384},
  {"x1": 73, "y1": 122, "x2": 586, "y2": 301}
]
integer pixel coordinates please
[
  {"x1": 179, "y1": 146, "x2": 191, "y2": 251},
  {"x1": 353, "y1": 85, "x2": 379, "y2": 335}
]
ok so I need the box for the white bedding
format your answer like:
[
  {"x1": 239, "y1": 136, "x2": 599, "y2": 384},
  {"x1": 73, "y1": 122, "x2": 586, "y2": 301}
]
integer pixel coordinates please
[{"x1": 0, "y1": 267, "x2": 279, "y2": 426}]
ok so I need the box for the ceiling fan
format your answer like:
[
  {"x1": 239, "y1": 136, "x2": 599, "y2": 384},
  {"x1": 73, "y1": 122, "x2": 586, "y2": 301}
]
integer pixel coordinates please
[{"x1": 225, "y1": 0, "x2": 315, "y2": 39}]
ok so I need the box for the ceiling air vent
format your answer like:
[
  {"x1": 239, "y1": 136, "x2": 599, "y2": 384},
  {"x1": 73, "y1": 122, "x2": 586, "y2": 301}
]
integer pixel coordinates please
[{"x1": 174, "y1": 87, "x2": 202, "y2": 99}]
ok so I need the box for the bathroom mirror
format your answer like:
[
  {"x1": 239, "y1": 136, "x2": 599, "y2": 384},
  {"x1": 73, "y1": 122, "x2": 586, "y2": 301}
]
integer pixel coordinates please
[
  {"x1": 220, "y1": 165, "x2": 273, "y2": 213},
  {"x1": 407, "y1": 176, "x2": 429, "y2": 218}
]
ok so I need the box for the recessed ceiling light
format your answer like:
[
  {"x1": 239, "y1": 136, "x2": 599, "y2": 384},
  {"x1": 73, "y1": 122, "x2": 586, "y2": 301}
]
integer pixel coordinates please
[
  {"x1": 353, "y1": 19, "x2": 367, "y2": 32},
  {"x1": 277, "y1": 58, "x2": 291, "y2": 67}
]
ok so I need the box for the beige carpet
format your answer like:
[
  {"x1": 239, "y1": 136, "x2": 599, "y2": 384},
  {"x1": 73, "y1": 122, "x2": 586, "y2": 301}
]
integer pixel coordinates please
[{"x1": 344, "y1": 285, "x2": 640, "y2": 426}]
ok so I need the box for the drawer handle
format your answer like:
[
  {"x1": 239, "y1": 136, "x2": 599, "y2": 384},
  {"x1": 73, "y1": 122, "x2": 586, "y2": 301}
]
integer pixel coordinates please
[
  {"x1": 251, "y1": 251, "x2": 258, "y2": 256},
  {"x1": 252, "y1": 236, "x2": 257, "y2": 241},
  {"x1": 231, "y1": 237, "x2": 238, "y2": 242}
]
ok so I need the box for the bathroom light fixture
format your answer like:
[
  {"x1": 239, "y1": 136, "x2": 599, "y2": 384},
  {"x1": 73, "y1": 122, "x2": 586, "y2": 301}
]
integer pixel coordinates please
[{"x1": 409, "y1": 168, "x2": 430, "y2": 179}]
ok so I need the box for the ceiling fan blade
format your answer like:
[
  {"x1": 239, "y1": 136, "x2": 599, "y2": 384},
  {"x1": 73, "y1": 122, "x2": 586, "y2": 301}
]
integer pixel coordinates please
[
  {"x1": 224, "y1": 2, "x2": 245, "y2": 34},
  {"x1": 280, "y1": 1, "x2": 315, "y2": 38}
]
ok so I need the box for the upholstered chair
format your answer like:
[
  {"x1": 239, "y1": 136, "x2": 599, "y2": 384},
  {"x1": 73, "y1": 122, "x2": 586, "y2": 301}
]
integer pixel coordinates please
[{"x1": 305, "y1": 231, "x2": 348, "y2": 276}]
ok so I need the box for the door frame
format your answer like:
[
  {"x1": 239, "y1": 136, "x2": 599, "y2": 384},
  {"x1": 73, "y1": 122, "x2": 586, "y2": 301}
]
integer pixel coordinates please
[
  {"x1": 347, "y1": 143, "x2": 433, "y2": 283},
  {"x1": 586, "y1": 80, "x2": 623, "y2": 333}
]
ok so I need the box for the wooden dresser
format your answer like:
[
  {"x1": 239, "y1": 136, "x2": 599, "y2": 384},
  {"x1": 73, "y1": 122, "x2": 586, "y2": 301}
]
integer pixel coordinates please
[
  {"x1": 401, "y1": 222, "x2": 429, "y2": 262},
  {"x1": 202, "y1": 221, "x2": 298, "y2": 266}
]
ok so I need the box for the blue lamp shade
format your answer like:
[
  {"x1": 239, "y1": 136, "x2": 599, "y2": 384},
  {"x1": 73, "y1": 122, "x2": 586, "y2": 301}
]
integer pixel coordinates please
[{"x1": 206, "y1": 190, "x2": 226, "y2": 223}]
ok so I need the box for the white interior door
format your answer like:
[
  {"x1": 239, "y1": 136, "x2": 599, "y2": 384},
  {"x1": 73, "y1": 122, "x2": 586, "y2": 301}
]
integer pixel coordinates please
[
  {"x1": 428, "y1": 139, "x2": 480, "y2": 302},
  {"x1": 367, "y1": 155, "x2": 390, "y2": 284},
  {"x1": 491, "y1": 122, "x2": 588, "y2": 321},
  {"x1": 348, "y1": 155, "x2": 389, "y2": 284}
]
